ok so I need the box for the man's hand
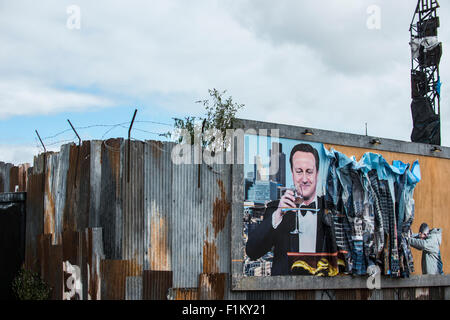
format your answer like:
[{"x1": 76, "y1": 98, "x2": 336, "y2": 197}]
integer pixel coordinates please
[{"x1": 273, "y1": 189, "x2": 297, "y2": 228}]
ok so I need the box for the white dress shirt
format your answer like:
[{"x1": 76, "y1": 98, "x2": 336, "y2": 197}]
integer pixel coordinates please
[
  {"x1": 297, "y1": 197, "x2": 318, "y2": 253},
  {"x1": 272, "y1": 196, "x2": 318, "y2": 253}
]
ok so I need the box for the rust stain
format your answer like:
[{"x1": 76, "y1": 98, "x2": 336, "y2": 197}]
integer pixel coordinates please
[
  {"x1": 143, "y1": 270, "x2": 173, "y2": 300},
  {"x1": 174, "y1": 288, "x2": 199, "y2": 300},
  {"x1": 86, "y1": 229, "x2": 101, "y2": 300},
  {"x1": 16, "y1": 164, "x2": 30, "y2": 192},
  {"x1": 63, "y1": 144, "x2": 79, "y2": 231},
  {"x1": 25, "y1": 172, "x2": 44, "y2": 273},
  {"x1": 198, "y1": 273, "x2": 225, "y2": 300},
  {"x1": 9, "y1": 166, "x2": 19, "y2": 192},
  {"x1": 101, "y1": 259, "x2": 142, "y2": 300},
  {"x1": 212, "y1": 179, "x2": 231, "y2": 237},
  {"x1": 150, "y1": 212, "x2": 170, "y2": 271},
  {"x1": 202, "y1": 239, "x2": 219, "y2": 273}
]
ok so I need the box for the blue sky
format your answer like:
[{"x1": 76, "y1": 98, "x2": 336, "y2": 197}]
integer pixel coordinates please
[{"x1": 1, "y1": 0, "x2": 450, "y2": 164}]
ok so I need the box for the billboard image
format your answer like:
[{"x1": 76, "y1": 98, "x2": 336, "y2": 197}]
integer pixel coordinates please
[{"x1": 243, "y1": 134, "x2": 425, "y2": 277}]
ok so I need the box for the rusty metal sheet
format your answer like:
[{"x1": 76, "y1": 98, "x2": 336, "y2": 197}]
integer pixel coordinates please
[
  {"x1": 143, "y1": 270, "x2": 173, "y2": 300},
  {"x1": 83, "y1": 227, "x2": 104, "y2": 300},
  {"x1": 19, "y1": 164, "x2": 30, "y2": 192},
  {"x1": 44, "y1": 153, "x2": 57, "y2": 239},
  {"x1": 295, "y1": 290, "x2": 316, "y2": 300},
  {"x1": 122, "y1": 140, "x2": 144, "y2": 272},
  {"x1": 9, "y1": 166, "x2": 18, "y2": 192},
  {"x1": 198, "y1": 273, "x2": 226, "y2": 300},
  {"x1": 78, "y1": 141, "x2": 91, "y2": 231},
  {"x1": 38, "y1": 234, "x2": 63, "y2": 300},
  {"x1": 100, "y1": 259, "x2": 141, "y2": 300},
  {"x1": 48, "y1": 243, "x2": 63, "y2": 300},
  {"x1": 62, "y1": 230, "x2": 82, "y2": 265},
  {"x1": 171, "y1": 144, "x2": 232, "y2": 288},
  {"x1": 6, "y1": 164, "x2": 29, "y2": 192},
  {"x1": 334, "y1": 289, "x2": 371, "y2": 300},
  {"x1": 200, "y1": 163, "x2": 232, "y2": 277},
  {"x1": 25, "y1": 162, "x2": 44, "y2": 272},
  {"x1": 144, "y1": 140, "x2": 173, "y2": 271},
  {"x1": 63, "y1": 142, "x2": 90, "y2": 232},
  {"x1": 171, "y1": 288, "x2": 199, "y2": 300},
  {"x1": 54, "y1": 144, "x2": 70, "y2": 244},
  {"x1": 63, "y1": 144, "x2": 78, "y2": 231},
  {"x1": 429, "y1": 287, "x2": 444, "y2": 300},
  {"x1": 99, "y1": 139, "x2": 123, "y2": 260},
  {"x1": 61, "y1": 230, "x2": 83, "y2": 299}
]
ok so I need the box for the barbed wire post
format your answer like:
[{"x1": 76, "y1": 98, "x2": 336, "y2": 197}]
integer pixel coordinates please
[
  {"x1": 35, "y1": 129, "x2": 47, "y2": 192},
  {"x1": 35, "y1": 129, "x2": 47, "y2": 153},
  {"x1": 128, "y1": 109, "x2": 138, "y2": 183},
  {"x1": 67, "y1": 119, "x2": 82, "y2": 188}
]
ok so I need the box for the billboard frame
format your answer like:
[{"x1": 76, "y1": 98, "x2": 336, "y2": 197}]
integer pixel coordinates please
[{"x1": 231, "y1": 118, "x2": 450, "y2": 291}]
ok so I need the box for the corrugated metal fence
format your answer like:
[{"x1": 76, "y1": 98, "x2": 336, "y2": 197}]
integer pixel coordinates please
[
  {"x1": 22, "y1": 139, "x2": 240, "y2": 300},
  {"x1": 0, "y1": 162, "x2": 29, "y2": 193},
  {"x1": 6, "y1": 139, "x2": 449, "y2": 300}
]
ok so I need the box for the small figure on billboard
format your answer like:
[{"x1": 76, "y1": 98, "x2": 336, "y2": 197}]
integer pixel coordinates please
[
  {"x1": 408, "y1": 223, "x2": 444, "y2": 275},
  {"x1": 246, "y1": 143, "x2": 338, "y2": 276}
]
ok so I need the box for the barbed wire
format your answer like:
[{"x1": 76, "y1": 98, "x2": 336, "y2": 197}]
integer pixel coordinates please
[
  {"x1": 135, "y1": 120, "x2": 172, "y2": 127},
  {"x1": 31, "y1": 118, "x2": 178, "y2": 156},
  {"x1": 101, "y1": 122, "x2": 131, "y2": 140}
]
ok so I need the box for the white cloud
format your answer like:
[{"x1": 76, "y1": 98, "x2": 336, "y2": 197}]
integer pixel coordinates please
[
  {"x1": 0, "y1": 79, "x2": 113, "y2": 119},
  {"x1": 0, "y1": 144, "x2": 37, "y2": 165}
]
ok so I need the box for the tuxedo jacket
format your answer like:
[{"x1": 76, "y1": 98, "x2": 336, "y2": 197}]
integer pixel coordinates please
[{"x1": 245, "y1": 197, "x2": 337, "y2": 276}]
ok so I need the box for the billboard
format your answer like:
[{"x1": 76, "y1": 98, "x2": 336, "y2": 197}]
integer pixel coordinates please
[{"x1": 242, "y1": 134, "x2": 427, "y2": 278}]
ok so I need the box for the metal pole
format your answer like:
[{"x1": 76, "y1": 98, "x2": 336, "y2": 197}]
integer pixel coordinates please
[
  {"x1": 35, "y1": 130, "x2": 47, "y2": 153},
  {"x1": 67, "y1": 119, "x2": 81, "y2": 146},
  {"x1": 35, "y1": 130, "x2": 47, "y2": 192},
  {"x1": 128, "y1": 109, "x2": 138, "y2": 183}
]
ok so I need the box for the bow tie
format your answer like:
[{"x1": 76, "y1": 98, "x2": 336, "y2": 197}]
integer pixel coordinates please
[{"x1": 298, "y1": 202, "x2": 317, "y2": 216}]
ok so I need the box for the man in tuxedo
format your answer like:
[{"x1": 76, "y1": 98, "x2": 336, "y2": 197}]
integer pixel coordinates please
[{"x1": 246, "y1": 143, "x2": 337, "y2": 276}]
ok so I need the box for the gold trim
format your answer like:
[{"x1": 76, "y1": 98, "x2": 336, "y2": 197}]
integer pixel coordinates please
[{"x1": 291, "y1": 258, "x2": 339, "y2": 277}]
